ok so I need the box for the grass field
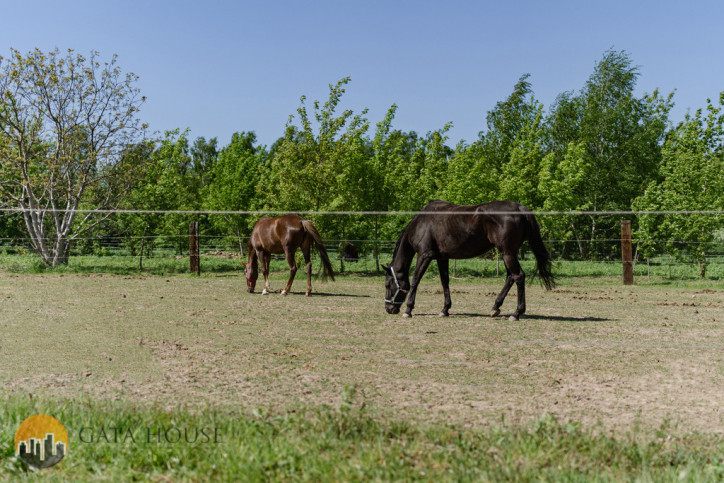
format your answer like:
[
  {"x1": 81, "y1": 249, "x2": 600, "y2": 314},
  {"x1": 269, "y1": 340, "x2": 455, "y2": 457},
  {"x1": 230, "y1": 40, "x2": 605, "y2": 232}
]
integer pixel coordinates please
[
  {"x1": 4, "y1": 395, "x2": 724, "y2": 481},
  {"x1": 1, "y1": 256, "x2": 723, "y2": 479}
]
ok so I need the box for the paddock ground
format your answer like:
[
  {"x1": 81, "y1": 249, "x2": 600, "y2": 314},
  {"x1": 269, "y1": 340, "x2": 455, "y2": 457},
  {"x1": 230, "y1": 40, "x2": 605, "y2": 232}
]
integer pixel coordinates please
[{"x1": 1, "y1": 271, "x2": 723, "y2": 434}]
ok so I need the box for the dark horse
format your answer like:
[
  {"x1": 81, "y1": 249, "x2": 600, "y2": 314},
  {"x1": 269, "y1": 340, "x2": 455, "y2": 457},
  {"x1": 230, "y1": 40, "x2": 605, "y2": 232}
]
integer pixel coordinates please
[
  {"x1": 384, "y1": 200, "x2": 555, "y2": 321},
  {"x1": 244, "y1": 215, "x2": 335, "y2": 296}
]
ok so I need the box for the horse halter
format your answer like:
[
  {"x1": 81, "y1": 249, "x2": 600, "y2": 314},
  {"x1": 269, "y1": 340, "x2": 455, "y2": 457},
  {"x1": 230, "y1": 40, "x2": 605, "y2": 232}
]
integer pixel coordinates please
[{"x1": 384, "y1": 268, "x2": 408, "y2": 305}]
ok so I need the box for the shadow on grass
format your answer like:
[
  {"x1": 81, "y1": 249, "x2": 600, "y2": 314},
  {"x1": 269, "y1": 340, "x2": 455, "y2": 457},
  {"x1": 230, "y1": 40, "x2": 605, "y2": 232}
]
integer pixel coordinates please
[
  {"x1": 522, "y1": 314, "x2": 611, "y2": 322},
  {"x1": 407, "y1": 312, "x2": 610, "y2": 322},
  {"x1": 311, "y1": 292, "x2": 371, "y2": 298},
  {"x1": 250, "y1": 290, "x2": 371, "y2": 298}
]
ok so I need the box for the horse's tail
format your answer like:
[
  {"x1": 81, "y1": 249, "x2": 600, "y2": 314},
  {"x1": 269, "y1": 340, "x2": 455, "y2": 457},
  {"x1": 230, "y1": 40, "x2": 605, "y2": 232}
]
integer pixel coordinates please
[
  {"x1": 301, "y1": 219, "x2": 335, "y2": 281},
  {"x1": 523, "y1": 211, "x2": 556, "y2": 290}
]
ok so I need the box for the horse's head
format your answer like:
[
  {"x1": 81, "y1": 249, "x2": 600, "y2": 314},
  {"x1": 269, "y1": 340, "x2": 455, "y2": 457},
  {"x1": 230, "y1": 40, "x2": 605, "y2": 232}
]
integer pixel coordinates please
[
  {"x1": 383, "y1": 264, "x2": 409, "y2": 314},
  {"x1": 242, "y1": 262, "x2": 257, "y2": 293}
]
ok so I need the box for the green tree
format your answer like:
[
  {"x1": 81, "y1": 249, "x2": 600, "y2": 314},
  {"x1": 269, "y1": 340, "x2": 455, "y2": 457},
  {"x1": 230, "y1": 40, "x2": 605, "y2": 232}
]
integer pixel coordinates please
[
  {"x1": 0, "y1": 48, "x2": 147, "y2": 266},
  {"x1": 119, "y1": 130, "x2": 198, "y2": 260},
  {"x1": 444, "y1": 74, "x2": 540, "y2": 206},
  {"x1": 544, "y1": 50, "x2": 672, "y2": 257},
  {"x1": 190, "y1": 136, "x2": 218, "y2": 189},
  {"x1": 634, "y1": 95, "x2": 724, "y2": 276},
  {"x1": 203, "y1": 131, "x2": 266, "y2": 254},
  {"x1": 260, "y1": 77, "x2": 373, "y2": 239},
  {"x1": 538, "y1": 142, "x2": 593, "y2": 257},
  {"x1": 385, "y1": 125, "x2": 453, "y2": 214},
  {"x1": 498, "y1": 103, "x2": 546, "y2": 208},
  {"x1": 367, "y1": 105, "x2": 403, "y2": 267},
  {"x1": 367, "y1": 124, "x2": 452, "y2": 253},
  {"x1": 483, "y1": 75, "x2": 540, "y2": 164},
  {"x1": 443, "y1": 141, "x2": 499, "y2": 206}
]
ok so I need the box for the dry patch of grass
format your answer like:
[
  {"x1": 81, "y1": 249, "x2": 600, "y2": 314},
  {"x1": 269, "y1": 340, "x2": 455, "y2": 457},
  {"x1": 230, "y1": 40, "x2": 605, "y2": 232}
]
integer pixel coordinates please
[{"x1": 1, "y1": 272, "x2": 723, "y2": 434}]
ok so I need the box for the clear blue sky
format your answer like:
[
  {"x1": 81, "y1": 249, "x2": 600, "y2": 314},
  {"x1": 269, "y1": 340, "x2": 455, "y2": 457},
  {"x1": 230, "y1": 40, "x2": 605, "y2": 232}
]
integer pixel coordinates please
[{"x1": 3, "y1": 0, "x2": 723, "y2": 147}]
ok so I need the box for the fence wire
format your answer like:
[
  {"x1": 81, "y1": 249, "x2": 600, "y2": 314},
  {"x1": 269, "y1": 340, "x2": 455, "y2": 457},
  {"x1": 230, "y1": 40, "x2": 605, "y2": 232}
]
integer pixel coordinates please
[{"x1": 1, "y1": 208, "x2": 721, "y2": 277}]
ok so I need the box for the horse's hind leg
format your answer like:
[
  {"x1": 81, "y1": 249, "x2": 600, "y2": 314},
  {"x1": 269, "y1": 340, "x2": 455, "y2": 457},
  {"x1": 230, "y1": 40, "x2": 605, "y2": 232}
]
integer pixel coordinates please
[
  {"x1": 281, "y1": 248, "x2": 298, "y2": 295},
  {"x1": 302, "y1": 242, "x2": 312, "y2": 296},
  {"x1": 502, "y1": 253, "x2": 526, "y2": 321},
  {"x1": 438, "y1": 258, "x2": 452, "y2": 317}
]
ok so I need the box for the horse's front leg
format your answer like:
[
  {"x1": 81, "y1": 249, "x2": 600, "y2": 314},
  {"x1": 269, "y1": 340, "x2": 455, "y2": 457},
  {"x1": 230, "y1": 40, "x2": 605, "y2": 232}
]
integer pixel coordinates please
[
  {"x1": 261, "y1": 251, "x2": 272, "y2": 294},
  {"x1": 437, "y1": 258, "x2": 452, "y2": 317},
  {"x1": 491, "y1": 273, "x2": 514, "y2": 317},
  {"x1": 281, "y1": 249, "x2": 298, "y2": 295},
  {"x1": 403, "y1": 255, "x2": 432, "y2": 318}
]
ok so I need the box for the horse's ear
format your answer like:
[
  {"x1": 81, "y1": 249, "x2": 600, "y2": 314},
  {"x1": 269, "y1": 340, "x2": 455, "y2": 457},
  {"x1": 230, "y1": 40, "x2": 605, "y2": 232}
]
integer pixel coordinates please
[
  {"x1": 242, "y1": 262, "x2": 247, "y2": 268},
  {"x1": 382, "y1": 264, "x2": 389, "y2": 272}
]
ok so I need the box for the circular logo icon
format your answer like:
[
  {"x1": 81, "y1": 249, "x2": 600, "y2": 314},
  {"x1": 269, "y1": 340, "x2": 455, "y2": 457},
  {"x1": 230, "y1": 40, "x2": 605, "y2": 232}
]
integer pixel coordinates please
[{"x1": 15, "y1": 415, "x2": 68, "y2": 469}]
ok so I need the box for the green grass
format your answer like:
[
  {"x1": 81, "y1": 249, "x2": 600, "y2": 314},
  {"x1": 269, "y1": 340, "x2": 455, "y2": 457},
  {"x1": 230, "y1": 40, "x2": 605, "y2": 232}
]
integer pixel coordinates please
[
  {"x1": 3, "y1": 393, "x2": 724, "y2": 482},
  {"x1": 0, "y1": 252, "x2": 721, "y2": 280},
  {"x1": 0, "y1": 252, "x2": 241, "y2": 276}
]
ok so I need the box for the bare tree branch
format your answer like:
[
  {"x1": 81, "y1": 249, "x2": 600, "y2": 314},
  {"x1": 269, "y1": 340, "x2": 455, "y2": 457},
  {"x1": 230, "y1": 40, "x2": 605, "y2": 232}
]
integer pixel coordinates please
[{"x1": 0, "y1": 48, "x2": 148, "y2": 266}]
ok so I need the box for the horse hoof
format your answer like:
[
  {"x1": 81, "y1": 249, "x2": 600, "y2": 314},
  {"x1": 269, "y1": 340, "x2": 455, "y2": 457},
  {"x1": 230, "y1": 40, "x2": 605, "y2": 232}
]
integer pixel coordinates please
[
  {"x1": 305, "y1": 292, "x2": 311, "y2": 297},
  {"x1": 439, "y1": 311, "x2": 449, "y2": 317},
  {"x1": 402, "y1": 312, "x2": 412, "y2": 318},
  {"x1": 508, "y1": 315, "x2": 519, "y2": 322},
  {"x1": 281, "y1": 290, "x2": 287, "y2": 296},
  {"x1": 490, "y1": 309, "x2": 500, "y2": 317},
  {"x1": 262, "y1": 289, "x2": 269, "y2": 295}
]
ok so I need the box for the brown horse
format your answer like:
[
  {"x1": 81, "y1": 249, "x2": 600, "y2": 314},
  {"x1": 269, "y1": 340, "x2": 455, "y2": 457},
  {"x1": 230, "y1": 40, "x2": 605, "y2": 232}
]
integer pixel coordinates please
[
  {"x1": 384, "y1": 200, "x2": 555, "y2": 321},
  {"x1": 243, "y1": 215, "x2": 335, "y2": 296}
]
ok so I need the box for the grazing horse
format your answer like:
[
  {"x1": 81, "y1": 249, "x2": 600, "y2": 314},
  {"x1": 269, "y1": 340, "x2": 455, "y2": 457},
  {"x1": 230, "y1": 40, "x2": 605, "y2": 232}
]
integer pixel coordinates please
[
  {"x1": 384, "y1": 200, "x2": 555, "y2": 321},
  {"x1": 243, "y1": 215, "x2": 334, "y2": 296}
]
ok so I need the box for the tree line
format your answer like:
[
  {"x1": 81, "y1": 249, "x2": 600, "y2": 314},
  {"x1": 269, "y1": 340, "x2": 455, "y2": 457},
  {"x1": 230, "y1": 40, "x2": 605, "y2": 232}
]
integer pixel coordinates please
[{"x1": 0, "y1": 48, "x2": 722, "y2": 274}]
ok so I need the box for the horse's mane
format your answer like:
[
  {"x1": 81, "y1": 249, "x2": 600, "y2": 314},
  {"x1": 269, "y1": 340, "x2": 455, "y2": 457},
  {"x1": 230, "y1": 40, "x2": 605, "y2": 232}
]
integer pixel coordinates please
[
  {"x1": 391, "y1": 201, "x2": 445, "y2": 260},
  {"x1": 391, "y1": 232, "x2": 405, "y2": 261},
  {"x1": 391, "y1": 219, "x2": 414, "y2": 261}
]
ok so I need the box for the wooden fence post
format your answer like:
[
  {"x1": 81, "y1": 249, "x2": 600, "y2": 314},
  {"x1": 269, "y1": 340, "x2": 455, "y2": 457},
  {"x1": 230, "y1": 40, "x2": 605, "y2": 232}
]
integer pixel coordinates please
[
  {"x1": 621, "y1": 220, "x2": 633, "y2": 285},
  {"x1": 339, "y1": 227, "x2": 345, "y2": 274},
  {"x1": 189, "y1": 221, "x2": 200, "y2": 275}
]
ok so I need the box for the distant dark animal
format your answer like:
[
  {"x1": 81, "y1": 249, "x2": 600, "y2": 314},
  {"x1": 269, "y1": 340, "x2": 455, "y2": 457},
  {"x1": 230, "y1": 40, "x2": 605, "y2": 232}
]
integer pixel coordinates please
[
  {"x1": 243, "y1": 215, "x2": 335, "y2": 296},
  {"x1": 339, "y1": 241, "x2": 359, "y2": 262},
  {"x1": 384, "y1": 200, "x2": 555, "y2": 321}
]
